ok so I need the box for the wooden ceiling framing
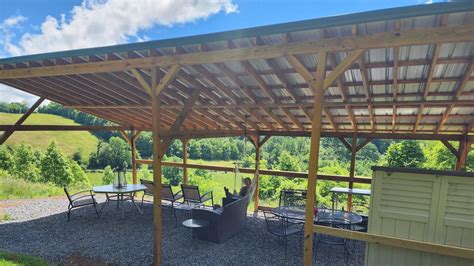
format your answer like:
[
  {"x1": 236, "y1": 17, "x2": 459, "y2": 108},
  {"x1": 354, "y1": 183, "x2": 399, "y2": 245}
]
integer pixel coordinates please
[{"x1": 0, "y1": 6, "x2": 473, "y2": 138}]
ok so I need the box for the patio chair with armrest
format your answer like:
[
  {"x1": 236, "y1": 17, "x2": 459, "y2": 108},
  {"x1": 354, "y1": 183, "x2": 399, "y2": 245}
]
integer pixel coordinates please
[
  {"x1": 64, "y1": 186, "x2": 100, "y2": 221},
  {"x1": 262, "y1": 210, "x2": 303, "y2": 258},
  {"x1": 181, "y1": 184, "x2": 214, "y2": 207},
  {"x1": 140, "y1": 179, "x2": 154, "y2": 205},
  {"x1": 162, "y1": 183, "x2": 183, "y2": 224}
]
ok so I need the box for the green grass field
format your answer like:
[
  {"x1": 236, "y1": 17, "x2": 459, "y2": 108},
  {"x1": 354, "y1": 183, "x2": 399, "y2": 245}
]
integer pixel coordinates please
[
  {"x1": 0, "y1": 251, "x2": 49, "y2": 266},
  {"x1": 0, "y1": 113, "x2": 98, "y2": 160}
]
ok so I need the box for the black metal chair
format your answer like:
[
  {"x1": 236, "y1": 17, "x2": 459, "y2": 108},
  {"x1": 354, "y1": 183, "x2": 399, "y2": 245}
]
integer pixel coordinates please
[
  {"x1": 162, "y1": 183, "x2": 183, "y2": 224},
  {"x1": 181, "y1": 184, "x2": 213, "y2": 207},
  {"x1": 262, "y1": 211, "x2": 303, "y2": 258},
  {"x1": 64, "y1": 186, "x2": 99, "y2": 221},
  {"x1": 279, "y1": 189, "x2": 307, "y2": 207},
  {"x1": 314, "y1": 214, "x2": 351, "y2": 264},
  {"x1": 140, "y1": 179, "x2": 155, "y2": 205}
]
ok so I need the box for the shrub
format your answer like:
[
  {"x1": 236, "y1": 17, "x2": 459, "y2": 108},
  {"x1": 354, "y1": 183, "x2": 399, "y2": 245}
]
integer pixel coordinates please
[{"x1": 102, "y1": 166, "x2": 114, "y2": 185}]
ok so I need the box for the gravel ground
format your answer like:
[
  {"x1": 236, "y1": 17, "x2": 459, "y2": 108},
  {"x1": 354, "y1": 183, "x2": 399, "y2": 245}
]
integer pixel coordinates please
[{"x1": 0, "y1": 197, "x2": 365, "y2": 265}]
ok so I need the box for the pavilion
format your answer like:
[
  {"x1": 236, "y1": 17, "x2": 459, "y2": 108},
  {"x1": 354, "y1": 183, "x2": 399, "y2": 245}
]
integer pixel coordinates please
[{"x1": 0, "y1": 2, "x2": 473, "y2": 264}]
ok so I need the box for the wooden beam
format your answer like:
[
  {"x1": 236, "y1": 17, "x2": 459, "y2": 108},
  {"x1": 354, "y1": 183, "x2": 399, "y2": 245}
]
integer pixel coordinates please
[
  {"x1": 358, "y1": 56, "x2": 375, "y2": 132},
  {"x1": 151, "y1": 67, "x2": 163, "y2": 266},
  {"x1": 119, "y1": 130, "x2": 131, "y2": 145},
  {"x1": 259, "y1": 135, "x2": 271, "y2": 146},
  {"x1": 435, "y1": 62, "x2": 473, "y2": 133},
  {"x1": 254, "y1": 135, "x2": 261, "y2": 212},
  {"x1": 130, "y1": 69, "x2": 152, "y2": 95},
  {"x1": 355, "y1": 138, "x2": 373, "y2": 152},
  {"x1": 160, "y1": 89, "x2": 201, "y2": 151},
  {"x1": 137, "y1": 159, "x2": 373, "y2": 184},
  {"x1": 0, "y1": 97, "x2": 45, "y2": 145},
  {"x1": 304, "y1": 51, "x2": 326, "y2": 265},
  {"x1": 441, "y1": 140, "x2": 459, "y2": 159},
  {"x1": 338, "y1": 137, "x2": 352, "y2": 151},
  {"x1": 181, "y1": 138, "x2": 189, "y2": 184},
  {"x1": 455, "y1": 137, "x2": 470, "y2": 171},
  {"x1": 313, "y1": 225, "x2": 474, "y2": 260},
  {"x1": 154, "y1": 64, "x2": 180, "y2": 96},
  {"x1": 322, "y1": 49, "x2": 365, "y2": 90},
  {"x1": 65, "y1": 98, "x2": 474, "y2": 110},
  {"x1": 131, "y1": 128, "x2": 138, "y2": 184},
  {"x1": 1, "y1": 26, "x2": 472, "y2": 79},
  {"x1": 327, "y1": 53, "x2": 353, "y2": 131},
  {"x1": 347, "y1": 134, "x2": 357, "y2": 211}
]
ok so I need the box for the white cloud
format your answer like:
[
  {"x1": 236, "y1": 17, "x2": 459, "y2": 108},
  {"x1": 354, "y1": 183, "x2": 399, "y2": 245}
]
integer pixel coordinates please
[
  {"x1": 6, "y1": 0, "x2": 238, "y2": 55},
  {"x1": 0, "y1": 0, "x2": 237, "y2": 105}
]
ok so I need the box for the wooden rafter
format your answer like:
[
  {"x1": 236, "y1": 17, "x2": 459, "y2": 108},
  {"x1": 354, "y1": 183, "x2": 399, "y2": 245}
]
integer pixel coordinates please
[
  {"x1": 0, "y1": 96, "x2": 45, "y2": 145},
  {"x1": 435, "y1": 61, "x2": 473, "y2": 133}
]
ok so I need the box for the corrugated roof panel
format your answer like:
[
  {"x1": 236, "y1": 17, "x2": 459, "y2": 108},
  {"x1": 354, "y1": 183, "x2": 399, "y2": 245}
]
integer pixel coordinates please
[
  {"x1": 299, "y1": 54, "x2": 317, "y2": 69},
  {"x1": 248, "y1": 59, "x2": 271, "y2": 71},
  {"x1": 205, "y1": 40, "x2": 228, "y2": 51},
  {"x1": 202, "y1": 63, "x2": 221, "y2": 74},
  {"x1": 398, "y1": 107, "x2": 417, "y2": 115},
  {"x1": 439, "y1": 42, "x2": 472, "y2": 58},
  {"x1": 261, "y1": 74, "x2": 282, "y2": 86},
  {"x1": 224, "y1": 61, "x2": 244, "y2": 73},
  {"x1": 259, "y1": 34, "x2": 287, "y2": 45},
  {"x1": 447, "y1": 11, "x2": 474, "y2": 26},
  {"x1": 232, "y1": 38, "x2": 254, "y2": 48},
  {"x1": 370, "y1": 67, "x2": 386, "y2": 81},
  {"x1": 239, "y1": 75, "x2": 257, "y2": 87},
  {"x1": 361, "y1": 20, "x2": 393, "y2": 35},
  {"x1": 452, "y1": 107, "x2": 474, "y2": 115},
  {"x1": 435, "y1": 63, "x2": 469, "y2": 78},
  {"x1": 299, "y1": 87, "x2": 313, "y2": 97},
  {"x1": 285, "y1": 72, "x2": 305, "y2": 85},
  {"x1": 273, "y1": 57, "x2": 292, "y2": 70},
  {"x1": 404, "y1": 65, "x2": 426, "y2": 79},
  {"x1": 399, "y1": 44, "x2": 430, "y2": 60},
  {"x1": 374, "y1": 108, "x2": 392, "y2": 115},
  {"x1": 344, "y1": 68, "x2": 361, "y2": 83},
  {"x1": 367, "y1": 48, "x2": 391, "y2": 63},
  {"x1": 288, "y1": 29, "x2": 322, "y2": 42},
  {"x1": 425, "y1": 107, "x2": 445, "y2": 115}
]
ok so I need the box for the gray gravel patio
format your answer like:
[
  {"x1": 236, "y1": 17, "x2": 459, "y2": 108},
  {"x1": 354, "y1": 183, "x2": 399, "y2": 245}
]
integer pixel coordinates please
[{"x1": 0, "y1": 196, "x2": 365, "y2": 265}]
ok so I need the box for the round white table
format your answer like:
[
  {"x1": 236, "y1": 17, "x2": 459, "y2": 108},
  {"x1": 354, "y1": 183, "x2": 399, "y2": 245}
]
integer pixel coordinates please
[{"x1": 93, "y1": 184, "x2": 147, "y2": 218}]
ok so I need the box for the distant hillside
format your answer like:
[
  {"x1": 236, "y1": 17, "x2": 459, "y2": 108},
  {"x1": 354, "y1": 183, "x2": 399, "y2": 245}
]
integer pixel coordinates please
[{"x1": 0, "y1": 113, "x2": 98, "y2": 160}]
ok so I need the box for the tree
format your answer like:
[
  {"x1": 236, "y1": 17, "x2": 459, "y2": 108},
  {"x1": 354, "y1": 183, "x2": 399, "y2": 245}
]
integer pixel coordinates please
[
  {"x1": 71, "y1": 150, "x2": 83, "y2": 166},
  {"x1": 102, "y1": 166, "x2": 114, "y2": 185},
  {"x1": 386, "y1": 140, "x2": 425, "y2": 168},
  {"x1": 277, "y1": 151, "x2": 301, "y2": 172},
  {"x1": 162, "y1": 156, "x2": 182, "y2": 186},
  {"x1": 95, "y1": 137, "x2": 132, "y2": 169},
  {"x1": 0, "y1": 146, "x2": 14, "y2": 171},
  {"x1": 13, "y1": 143, "x2": 41, "y2": 182},
  {"x1": 40, "y1": 141, "x2": 73, "y2": 186},
  {"x1": 423, "y1": 141, "x2": 456, "y2": 170}
]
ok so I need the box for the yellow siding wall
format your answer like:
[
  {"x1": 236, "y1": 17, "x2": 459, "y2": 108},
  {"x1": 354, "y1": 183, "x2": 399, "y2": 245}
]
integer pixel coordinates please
[{"x1": 365, "y1": 170, "x2": 474, "y2": 266}]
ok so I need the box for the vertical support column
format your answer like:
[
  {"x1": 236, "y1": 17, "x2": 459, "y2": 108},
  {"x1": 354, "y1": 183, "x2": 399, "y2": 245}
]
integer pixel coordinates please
[
  {"x1": 303, "y1": 52, "x2": 327, "y2": 265},
  {"x1": 151, "y1": 67, "x2": 163, "y2": 266},
  {"x1": 253, "y1": 136, "x2": 260, "y2": 212},
  {"x1": 131, "y1": 128, "x2": 137, "y2": 184},
  {"x1": 347, "y1": 134, "x2": 357, "y2": 211},
  {"x1": 456, "y1": 136, "x2": 471, "y2": 171},
  {"x1": 181, "y1": 138, "x2": 189, "y2": 184}
]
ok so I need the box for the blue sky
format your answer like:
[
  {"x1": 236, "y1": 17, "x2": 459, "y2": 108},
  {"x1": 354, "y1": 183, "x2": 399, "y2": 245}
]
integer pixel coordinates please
[{"x1": 0, "y1": 0, "x2": 439, "y2": 104}]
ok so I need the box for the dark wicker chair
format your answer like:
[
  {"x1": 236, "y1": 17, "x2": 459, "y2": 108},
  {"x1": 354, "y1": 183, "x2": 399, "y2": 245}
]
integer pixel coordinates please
[{"x1": 64, "y1": 186, "x2": 99, "y2": 221}]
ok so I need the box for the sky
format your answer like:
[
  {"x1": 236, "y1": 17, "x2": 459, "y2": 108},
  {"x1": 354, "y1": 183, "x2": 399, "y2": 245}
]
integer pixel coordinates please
[{"x1": 0, "y1": 0, "x2": 441, "y2": 105}]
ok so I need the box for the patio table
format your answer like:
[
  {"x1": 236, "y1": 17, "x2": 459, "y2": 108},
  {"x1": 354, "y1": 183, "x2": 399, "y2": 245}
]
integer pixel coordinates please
[
  {"x1": 93, "y1": 184, "x2": 147, "y2": 218},
  {"x1": 271, "y1": 206, "x2": 363, "y2": 226}
]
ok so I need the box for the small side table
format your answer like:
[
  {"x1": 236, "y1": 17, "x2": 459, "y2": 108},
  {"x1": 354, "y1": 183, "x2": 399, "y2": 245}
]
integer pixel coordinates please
[{"x1": 182, "y1": 219, "x2": 209, "y2": 242}]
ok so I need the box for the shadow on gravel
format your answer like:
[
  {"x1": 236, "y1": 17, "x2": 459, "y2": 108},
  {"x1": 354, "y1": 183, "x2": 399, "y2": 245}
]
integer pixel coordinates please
[{"x1": 0, "y1": 201, "x2": 365, "y2": 265}]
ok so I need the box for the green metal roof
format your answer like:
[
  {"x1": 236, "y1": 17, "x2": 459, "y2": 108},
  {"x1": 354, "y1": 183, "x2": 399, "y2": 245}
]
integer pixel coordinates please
[{"x1": 0, "y1": 2, "x2": 472, "y2": 66}]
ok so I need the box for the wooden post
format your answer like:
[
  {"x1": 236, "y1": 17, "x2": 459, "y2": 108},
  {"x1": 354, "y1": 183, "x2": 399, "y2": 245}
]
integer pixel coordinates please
[
  {"x1": 455, "y1": 136, "x2": 471, "y2": 171},
  {"x1": 347, "y1": 134, "x2": 357, "y2": 211},
  {"x1": 0, "y1": 97, "x2": 45, "y2": 145},
  {"x1": 131, "y1": 128, "x2": 137, "y2": 184},
  {"x1": 303, "y1": 51, "x2": 326, "y2": 265},
  {"x1": 254, "y1": 136, "x2": 260, "y2": 212},
  {"x1": 181, "y1": 138, "x2": 189, "y2": 184},
  {"x1": 151, "y1": 67, "x2": 163, "y2": 266}
]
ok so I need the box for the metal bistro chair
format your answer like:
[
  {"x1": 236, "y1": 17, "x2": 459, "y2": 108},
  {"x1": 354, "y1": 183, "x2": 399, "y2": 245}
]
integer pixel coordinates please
[
  {"x1": 161, "y1": 183, "x2": 183, "y2": 224},
  {"x1": 262, "y1": 211, "x2": 303, "y2": 259},
  {"x1": 314, "y1": 210, "x2": 351, "y2": 264},
  {"x1": 140, "y1": 179, "x2": 155, "y2": 205},
  {"x1": 181, "y1": 184, "x2": 214, "y2": 207},
  {"x1": 64, "y1": 186, "x2": 100, "y2": 221},
  {"x1": 279, "y1": 189, "x2": 307, "y2": 225}
]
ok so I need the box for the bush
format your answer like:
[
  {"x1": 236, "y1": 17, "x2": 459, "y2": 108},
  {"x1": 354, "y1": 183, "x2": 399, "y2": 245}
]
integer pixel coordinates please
[
  {"x1": 40, "y1": 141, "x2": 73, "y2": 186},
  {"x1": 386, "y1": 140, "x2": 426, "y2": 168},
  {"x1": 102, "y1": 166, "x2": 114, "y2": 185},
  {"x1": 0, "y1": 145, "x2": 14, "y2": 171}
]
